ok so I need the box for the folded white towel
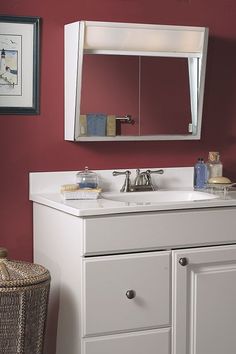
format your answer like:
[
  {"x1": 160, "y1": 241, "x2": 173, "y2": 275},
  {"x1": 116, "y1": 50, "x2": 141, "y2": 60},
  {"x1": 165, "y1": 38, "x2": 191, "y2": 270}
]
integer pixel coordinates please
[{"x1": 61, "y1": 188, "x2": 101, "y2": 200}]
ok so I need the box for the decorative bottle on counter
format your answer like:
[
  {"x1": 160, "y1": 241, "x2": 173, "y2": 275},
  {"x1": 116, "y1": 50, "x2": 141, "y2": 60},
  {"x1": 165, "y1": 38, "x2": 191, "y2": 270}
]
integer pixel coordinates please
[
  {"x1": 76, "y1": 167, "x2": 98, "y2": 189},
  {"x1": 194, "y1": 158, "x2": 208, "y2": 189},
  {"x1": 206, "y1": 152, "x2": 223, "y2": 179}
]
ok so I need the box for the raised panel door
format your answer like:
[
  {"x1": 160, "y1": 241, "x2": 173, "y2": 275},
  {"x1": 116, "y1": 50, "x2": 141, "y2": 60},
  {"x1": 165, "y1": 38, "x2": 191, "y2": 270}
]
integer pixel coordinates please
[{"x1": 172, "y1": 244, "x2": 236, "y2": 354}]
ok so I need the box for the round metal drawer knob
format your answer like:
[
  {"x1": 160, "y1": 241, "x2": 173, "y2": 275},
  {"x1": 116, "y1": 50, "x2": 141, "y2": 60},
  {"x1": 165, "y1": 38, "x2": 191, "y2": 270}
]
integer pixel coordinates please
[
  {"x1": 179, "y1": 257, "x2": 188, "y2": 266},
  {"x1": 126, "y1": 290, "x2": 136, "y2": 299}
]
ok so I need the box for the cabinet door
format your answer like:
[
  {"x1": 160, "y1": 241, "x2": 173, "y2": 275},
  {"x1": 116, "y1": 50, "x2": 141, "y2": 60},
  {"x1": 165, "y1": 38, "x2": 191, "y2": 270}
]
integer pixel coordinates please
[
  {"x1": 172, "y1": 244, "x2": 236, "y2": 354},
  {"x1": 83, "y1": 251, "x2": 170, "y2": 336}
]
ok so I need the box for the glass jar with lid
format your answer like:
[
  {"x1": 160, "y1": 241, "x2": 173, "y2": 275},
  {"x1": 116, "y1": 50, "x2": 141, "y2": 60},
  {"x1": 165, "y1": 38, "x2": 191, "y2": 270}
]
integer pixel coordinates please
[
  {"x1": 206, "y1": 152, "x2": 223, "y2": 179},
  {"x1": 76, "y1": 167, "x2": 98, "y2": 189}
]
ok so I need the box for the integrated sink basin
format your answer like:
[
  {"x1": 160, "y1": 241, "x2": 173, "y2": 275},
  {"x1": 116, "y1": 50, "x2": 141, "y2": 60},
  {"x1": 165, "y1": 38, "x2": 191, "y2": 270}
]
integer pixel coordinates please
[{"x1": 102, "y1": 190, "x2": 219, "y2": 204}]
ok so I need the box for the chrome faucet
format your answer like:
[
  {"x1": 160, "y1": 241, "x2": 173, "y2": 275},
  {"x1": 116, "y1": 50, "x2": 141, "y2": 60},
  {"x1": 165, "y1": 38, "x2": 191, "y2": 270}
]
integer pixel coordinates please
[{"x1": 113, "y1": 169, "x2": 164, "y2": 192}]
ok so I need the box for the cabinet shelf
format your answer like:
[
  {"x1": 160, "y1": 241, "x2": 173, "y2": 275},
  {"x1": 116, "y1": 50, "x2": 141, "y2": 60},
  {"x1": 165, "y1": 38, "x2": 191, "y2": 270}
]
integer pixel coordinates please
[
  {"x1": 84, "y1": 49, "x2": 202, "y2": 58},
  {"x1": 76, "y1": 134, "x2": 200, "y2": 142}
]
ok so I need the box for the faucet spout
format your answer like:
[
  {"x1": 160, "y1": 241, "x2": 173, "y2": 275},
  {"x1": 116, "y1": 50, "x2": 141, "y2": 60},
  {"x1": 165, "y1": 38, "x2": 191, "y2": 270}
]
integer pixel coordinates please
[{"x1": 133, "y1": 169, "x2": 164, "y2": 191}]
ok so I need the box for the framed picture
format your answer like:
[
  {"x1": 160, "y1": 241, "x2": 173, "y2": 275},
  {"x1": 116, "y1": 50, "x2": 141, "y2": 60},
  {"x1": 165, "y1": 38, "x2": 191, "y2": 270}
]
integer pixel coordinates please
[{"x1": 0, "y1": 16, "x2": 40, "y2": 114}]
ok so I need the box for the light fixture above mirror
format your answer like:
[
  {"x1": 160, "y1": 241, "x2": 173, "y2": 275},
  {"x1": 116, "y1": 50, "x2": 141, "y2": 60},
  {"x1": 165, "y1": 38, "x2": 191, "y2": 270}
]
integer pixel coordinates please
[{"x1": 64, "y1": 21, "x2": 208, "y2": 141}]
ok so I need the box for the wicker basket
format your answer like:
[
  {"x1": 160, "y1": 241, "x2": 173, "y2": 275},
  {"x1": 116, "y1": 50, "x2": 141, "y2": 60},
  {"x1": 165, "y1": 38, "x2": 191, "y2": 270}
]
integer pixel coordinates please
[{"x1": 0, "y1": 248, "x2": 50, "y2": 354}]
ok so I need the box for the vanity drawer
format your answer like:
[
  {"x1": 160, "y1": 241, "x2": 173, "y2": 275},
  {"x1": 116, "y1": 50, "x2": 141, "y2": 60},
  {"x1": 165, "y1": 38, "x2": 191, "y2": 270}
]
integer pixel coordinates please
[
  {"x1": 84, "y1": 209, "x2": 236, "y2": 255},
  {"x1": 83, "y1": 328, "x2": 170, "y2": 354},
  {"x1": 83, "y1": 251, "x2": 170, "y2": 337}
]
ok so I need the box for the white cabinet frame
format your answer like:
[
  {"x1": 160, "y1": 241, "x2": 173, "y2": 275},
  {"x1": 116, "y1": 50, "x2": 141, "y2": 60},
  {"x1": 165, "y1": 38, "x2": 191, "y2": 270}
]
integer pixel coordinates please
[{"x1": 64, "y1": 21, "x2": 208, "y2": 141}]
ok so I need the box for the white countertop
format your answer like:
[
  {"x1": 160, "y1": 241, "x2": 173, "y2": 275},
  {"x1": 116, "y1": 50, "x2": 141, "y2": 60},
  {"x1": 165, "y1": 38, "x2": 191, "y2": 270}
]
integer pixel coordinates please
[
  {"x1": 29, "y1": 169, "x2": 236, "y2": 217},
  {"x1": 30, "y1": 191, "x2": 236, "y2": 217}
]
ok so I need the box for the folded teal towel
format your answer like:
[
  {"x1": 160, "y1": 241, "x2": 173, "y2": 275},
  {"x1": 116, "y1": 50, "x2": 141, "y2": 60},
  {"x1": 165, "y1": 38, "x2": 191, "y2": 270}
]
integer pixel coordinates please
[{"x1": 87, "y1": 114, "x2": 106, "y2": 136}]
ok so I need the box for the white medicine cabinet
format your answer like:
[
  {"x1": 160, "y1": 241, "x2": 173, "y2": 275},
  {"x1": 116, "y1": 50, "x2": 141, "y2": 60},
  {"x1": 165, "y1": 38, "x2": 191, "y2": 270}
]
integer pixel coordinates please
[{"x1": 64, "y1": 21, "x2": 208, "y2": 142}]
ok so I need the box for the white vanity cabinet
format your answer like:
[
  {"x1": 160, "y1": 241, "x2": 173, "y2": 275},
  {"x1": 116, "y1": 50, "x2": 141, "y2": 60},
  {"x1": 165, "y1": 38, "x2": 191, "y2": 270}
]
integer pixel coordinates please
[{"x1": 33, "y1": 203, "x2": 236, "y2": 354}]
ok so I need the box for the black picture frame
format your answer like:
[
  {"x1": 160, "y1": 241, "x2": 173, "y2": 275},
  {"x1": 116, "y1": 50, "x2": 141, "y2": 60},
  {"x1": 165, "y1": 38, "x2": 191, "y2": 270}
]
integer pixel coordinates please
[{"x1": 0, "y1": 15, "x2": 40, "y2": 114}]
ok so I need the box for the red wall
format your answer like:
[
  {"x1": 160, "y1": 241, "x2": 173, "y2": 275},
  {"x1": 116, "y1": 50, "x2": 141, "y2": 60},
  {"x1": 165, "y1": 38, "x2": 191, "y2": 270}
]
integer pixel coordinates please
[{"x1": 0, "y1": 0, "x2": 236, "y2": 261}]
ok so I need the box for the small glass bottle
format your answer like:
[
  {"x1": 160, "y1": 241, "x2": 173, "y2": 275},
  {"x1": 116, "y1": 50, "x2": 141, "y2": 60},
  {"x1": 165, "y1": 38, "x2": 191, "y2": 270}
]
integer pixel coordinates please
[
  {"x1": 194, "y1": 158, "x2": 208, "y2": 189},
  {"x1": 206, "y1": 152, "x2": 223, "y2": 179}
]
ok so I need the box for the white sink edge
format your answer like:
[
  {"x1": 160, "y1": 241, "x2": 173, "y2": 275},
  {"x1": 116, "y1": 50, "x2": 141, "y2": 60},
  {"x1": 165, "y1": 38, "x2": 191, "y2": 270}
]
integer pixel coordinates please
[{"x1": 101, "y1": 190, "x2": 220, "y2": 204}]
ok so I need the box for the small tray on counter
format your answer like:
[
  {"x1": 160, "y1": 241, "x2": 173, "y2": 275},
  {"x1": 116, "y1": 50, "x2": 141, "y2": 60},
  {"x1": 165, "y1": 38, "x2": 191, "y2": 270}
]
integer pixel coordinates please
[{"x1": 206, "y1": 182, "x2": 236, "y2": 198}]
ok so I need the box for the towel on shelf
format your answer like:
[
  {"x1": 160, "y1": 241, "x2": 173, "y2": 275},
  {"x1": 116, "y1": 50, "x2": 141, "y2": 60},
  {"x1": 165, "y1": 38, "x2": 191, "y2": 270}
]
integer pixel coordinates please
[
  {"x1": 107, "y1": 115, "x2": 116, "y2": 136},
  {"x1": 79, "y1": 115, "x2": 87, "y2": 136},
  {"x1": 87, "y1": 113, "x2": 107, "y2": 136}
]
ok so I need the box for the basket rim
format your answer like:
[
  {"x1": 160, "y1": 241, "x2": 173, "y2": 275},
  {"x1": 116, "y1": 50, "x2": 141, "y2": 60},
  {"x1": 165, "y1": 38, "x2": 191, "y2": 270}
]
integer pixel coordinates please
[{"x1": 0, "y1": 259, "x2": 50, "y2": 287}]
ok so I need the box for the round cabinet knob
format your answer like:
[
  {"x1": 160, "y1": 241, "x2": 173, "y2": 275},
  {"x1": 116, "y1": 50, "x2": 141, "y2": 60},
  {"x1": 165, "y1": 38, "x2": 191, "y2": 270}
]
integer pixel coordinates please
[
  {"x1": 179, "y1": 257, "x2": 188, "y2": 266},
  {"x1": 126, "y1": 290, "x2": 136, "y2": 299}
]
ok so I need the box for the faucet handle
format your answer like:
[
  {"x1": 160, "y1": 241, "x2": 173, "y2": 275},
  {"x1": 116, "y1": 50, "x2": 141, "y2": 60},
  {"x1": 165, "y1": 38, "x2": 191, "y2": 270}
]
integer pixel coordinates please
[
  {"x1": 146, "y1": 169, "x2": 164, "y2": 175},
  {"x1": 112, "y1": 170, "x2": 131, "y2": 177},
  {"x1": 145, "y1": 169, "x2": 164, "y2": 191},
  {"x1": 112, "y1": 170, "x2": 132, "y2": 192}
]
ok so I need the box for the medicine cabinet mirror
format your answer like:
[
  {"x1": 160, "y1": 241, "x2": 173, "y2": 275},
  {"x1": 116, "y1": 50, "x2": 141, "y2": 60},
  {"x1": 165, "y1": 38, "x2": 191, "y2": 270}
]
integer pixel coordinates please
[{"x1": 65, "y1": 21, "x2": 208, "y2": 141}]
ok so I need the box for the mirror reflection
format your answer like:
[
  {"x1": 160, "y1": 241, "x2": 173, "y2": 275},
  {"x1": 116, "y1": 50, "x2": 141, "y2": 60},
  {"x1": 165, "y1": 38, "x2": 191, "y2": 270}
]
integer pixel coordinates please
[
  {"x1": 80, "y1": 55, "x2": 139, "y2": 136},
  {"x1": 80, "y1": 55, "x2": 192, "y2": 137},
  {"x1": 140, "y1": 57, "x2": 191, "y2": 135}
]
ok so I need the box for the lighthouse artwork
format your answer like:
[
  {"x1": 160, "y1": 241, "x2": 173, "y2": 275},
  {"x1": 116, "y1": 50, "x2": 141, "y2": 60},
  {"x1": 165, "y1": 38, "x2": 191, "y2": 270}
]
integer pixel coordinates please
[
  {"x1": 0, "y1": 34, "x2": 20, "y2": 96},
  {"x1": 0, "y1": 16, "x2": 40, "y2": 113}
]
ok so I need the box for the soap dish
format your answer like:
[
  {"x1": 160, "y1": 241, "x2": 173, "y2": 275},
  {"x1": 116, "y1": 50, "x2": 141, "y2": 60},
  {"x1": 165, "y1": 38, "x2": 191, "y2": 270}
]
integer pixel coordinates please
[
  {"x1": 207, "y1": 183, "x2": 235, "y2": 190},
  {"x1": 207, "y1": 180, "x2": 236, "y2": 198}
]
